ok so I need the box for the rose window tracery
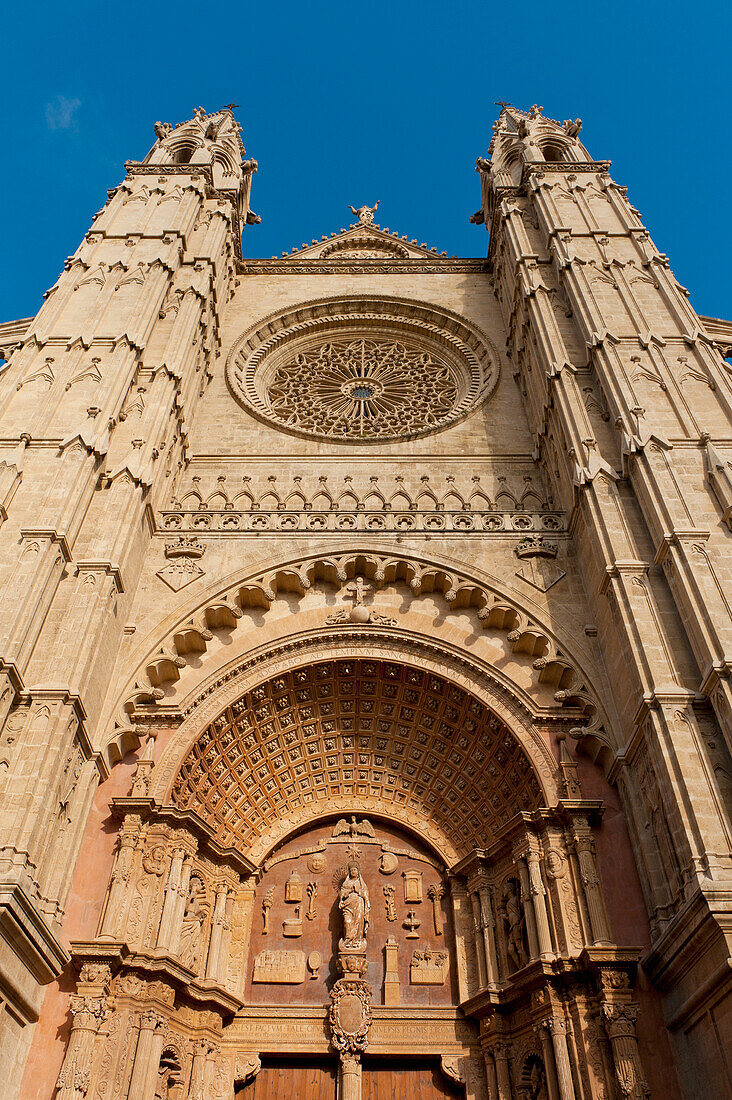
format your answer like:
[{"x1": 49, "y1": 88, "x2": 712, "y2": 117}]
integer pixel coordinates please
[
  {"x1": 267, "y1": 338, "x2": 458, "y2": 440},
  {"x1": 225, "y1": 297, "x2": 500, "y2": 444}
]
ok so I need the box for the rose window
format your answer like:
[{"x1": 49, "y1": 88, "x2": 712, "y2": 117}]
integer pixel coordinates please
[
  {"x1": 226, "y1": 297, "x2": 499, "y2": 444},
  {"x1": 266, "y1": 338, "x2": 458, "y2": 440}
]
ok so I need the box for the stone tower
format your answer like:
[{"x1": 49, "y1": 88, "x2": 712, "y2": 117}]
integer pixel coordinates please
[{"x1": 0, "y1": 104, "x2": 730, "y2": 1100}]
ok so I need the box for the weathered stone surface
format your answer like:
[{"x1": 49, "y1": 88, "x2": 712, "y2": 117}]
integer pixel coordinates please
[{"x1": 1, "y1": 103, "x2": 730, "y2": 1100}]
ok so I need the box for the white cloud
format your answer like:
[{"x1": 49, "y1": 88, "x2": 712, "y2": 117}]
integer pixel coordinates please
[{"x1": 45, "y1": 96, "x2": 81, "y2": 131}]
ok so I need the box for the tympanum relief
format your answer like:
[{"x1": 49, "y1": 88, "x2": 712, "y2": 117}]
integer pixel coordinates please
[{"x1": 245, "y1": 818, "x2": 454, "y2": 1008}]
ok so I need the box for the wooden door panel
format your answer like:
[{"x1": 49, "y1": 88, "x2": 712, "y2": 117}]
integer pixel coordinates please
[
  {"x1": 237, "y1": 1057, "x2": 337, "y2": 1099},
  {"x1": 362, "y1": 1057, "x2": 462, "y2": 1099}
]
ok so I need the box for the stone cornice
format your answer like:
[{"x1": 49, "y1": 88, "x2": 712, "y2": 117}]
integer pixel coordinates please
[
  {"x1": 237, "y1": 257, "x2": 489, "y2": 276},
  {"x1": 109, "y1": 796, "x2": 257, "y2": 876}
]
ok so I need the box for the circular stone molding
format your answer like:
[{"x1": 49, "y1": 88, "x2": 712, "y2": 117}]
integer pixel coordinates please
[{"x1": 226, "y1": 296, "x2": 500, "y2": 443}]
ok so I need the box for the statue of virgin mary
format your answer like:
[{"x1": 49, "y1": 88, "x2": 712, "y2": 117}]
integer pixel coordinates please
[{"x1": 338, "y1": 863, "x2": 370, "y2": 948}]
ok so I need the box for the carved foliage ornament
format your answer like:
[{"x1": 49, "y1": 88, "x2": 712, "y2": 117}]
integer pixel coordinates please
[{"x1": 226, "y1": 297, "x2": 499, "y2": 444}]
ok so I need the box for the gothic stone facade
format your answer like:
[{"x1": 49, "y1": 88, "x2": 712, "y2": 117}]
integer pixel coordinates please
[{"x1": 0, "y1": 104, "x2": 730, "y2": 1100}]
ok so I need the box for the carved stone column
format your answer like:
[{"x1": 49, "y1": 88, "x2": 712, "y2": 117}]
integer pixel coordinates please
[
  {"x1": 54, "y1": 994, "x2": 107, "y2": 1100},
  {"x1": 573, "y1": 823, "x2": 613, "y2": 945},
  {"x1": 98, "y1": 819, "x2": 138, "y2": 939},
  {"x1": 537, "y1": 1025, "x2": 561, "y2": 1100},
  {"x1": 514, "y1": 854, "x2": 540, "y2": 960},
  {"x1": 339, "y1": 1053, "x2": 362, "y2": 1100},
  {"x1": 545, "y1": 1018, "x2": 576, "y2": 1100},
  {"x1": 602, "y1": 1005, "x2": 649, "y2": 1099},
  {"x1": 127, "y1": 1010, "x2": 164, "y2": 1100},
  {"x1": 206, "y1": 883, "x2": 229, "y2": 981},
  {"x1": 469, "y1": 889, "x2": 489, "y2": 989},
  {"x1": 525, "y1": 846, "x2": 554, "y2": 960},
  {"x1": 493, "y1": 1042, "x2": 512, "y2": 1100},
  {"x1": 189, "y1": 1038, "x2": 209, "y2": 1100},
  {"x1": 170, "y1": 853, "x2": 193, "y2": 956},
  {"x1": 476, "y1": 880, "x2": 500, "y2": 989},
  {"x1": 481, "y1": 1049, "x2": 499, "y2": 1100},
  {"x1": 155, "y1": 847, "x2": 185, "y2": 951}
]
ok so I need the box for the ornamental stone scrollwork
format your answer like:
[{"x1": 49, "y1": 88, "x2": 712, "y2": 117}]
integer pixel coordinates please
[{"x1": 225, "y1": 296, "x2": 499, "y2": 444}]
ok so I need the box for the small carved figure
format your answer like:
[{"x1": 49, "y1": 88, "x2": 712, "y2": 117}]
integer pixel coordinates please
[
  {"x1": 154, "y1": 121, "x2": 173, "y2": 140},
  {"x1": 347, "y1": 200, "x2": 380, "y2": 225},
  {"x1": 332, "y1": 815, "x2": 375, "y2": 839},
  {"x1": 178, "y1": 877, "x2": 207, "y2": 970},
  {"x1": 261, "y1": 887, "x2": 274, "y2": 934},
  {"x1": 306, "y1": 881, "x2": 318, "y2": 921},
  {"x1": 562, "y1": 117, "x2": 582, "y2": 138},
  {"x1": 339, "y1": 863, "x2": 370, "y2": 948},
  {"x1": 383, "y1": 884, "x2": 397, "y2": 921},
  {"x1": 501, "y1": 878, "x2": 528, "y2": 970}
]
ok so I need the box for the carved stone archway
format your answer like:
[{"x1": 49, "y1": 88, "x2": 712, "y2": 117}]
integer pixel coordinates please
[
  {"x1": 146, "y1": 628, "x2": 565, "y2": 867},
  {"x1": 166, "y1": 656, "x2": 545, "y2": 866}
]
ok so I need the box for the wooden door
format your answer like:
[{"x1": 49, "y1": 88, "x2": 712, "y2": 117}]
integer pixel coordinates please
[
  {"x1": 236, "y1": 1056, "x2": 337, "y2": 1099},
  {"x1": 362, "y1": 1057, "x2": 463, "y2": 1099}
]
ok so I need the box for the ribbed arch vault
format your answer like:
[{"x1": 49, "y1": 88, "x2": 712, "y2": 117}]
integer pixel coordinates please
[{"x1": 168, "y1": 657, "x2": 544, "y2": 865}]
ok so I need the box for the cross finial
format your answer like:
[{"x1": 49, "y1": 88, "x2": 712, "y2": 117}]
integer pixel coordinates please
[{"x1": 344, "y1": 576, "x2": 372, "y2": 606}]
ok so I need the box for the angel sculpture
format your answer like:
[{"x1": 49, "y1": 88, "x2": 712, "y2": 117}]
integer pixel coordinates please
[
  {"x1": 347, "y1": 201, "x2": 380, "y2": 226},
  {"x1": 332, "y1": 816, "x2": 375, "y2": 839}
]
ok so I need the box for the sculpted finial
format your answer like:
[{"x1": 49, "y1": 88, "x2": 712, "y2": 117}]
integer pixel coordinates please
[{"x1": 347, "y1": 200, "x2": 380, "y2": 226}]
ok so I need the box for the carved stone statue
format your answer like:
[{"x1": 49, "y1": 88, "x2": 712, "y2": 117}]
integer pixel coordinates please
[
  {"x1": 347, "y1": 201, "x2": 380, "y2": 226},
  {"x1": 338, "y1": 863, "x2": 370, "y2": 948},
  {"x1": 333, "y1": 816, "x2": 375, "y2": 839},
  {"x1": 178, "y1": 877, "x2": 207, "y2": 970},
  {"x1": 501, "y1": 878, "x2": 528, "y2": 970}
]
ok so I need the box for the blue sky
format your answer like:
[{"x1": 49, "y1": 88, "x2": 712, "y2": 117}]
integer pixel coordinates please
[{"x1": 2, "y1": 0, "x2": 730, "y2": 322}]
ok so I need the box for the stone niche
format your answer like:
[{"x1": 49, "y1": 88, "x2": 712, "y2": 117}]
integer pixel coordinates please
[{"x1": 246, "y1": 818, "x2": 455, "y2": 1008}]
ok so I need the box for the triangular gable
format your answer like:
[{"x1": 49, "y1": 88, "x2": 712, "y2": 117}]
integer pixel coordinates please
[{"x1": 276, "y1": 221, "x2": 451, "y2": 261}]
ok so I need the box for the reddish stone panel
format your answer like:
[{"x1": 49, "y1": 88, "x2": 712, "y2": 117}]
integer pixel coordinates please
[
  {"x1": 19, "y1": 727, "x2": 176, "y2": 1100},
  {"x1": 246, "y1": 819, "x2": 455, "y2": 1009}
]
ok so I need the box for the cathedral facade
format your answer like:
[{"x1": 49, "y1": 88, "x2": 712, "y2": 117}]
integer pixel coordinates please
[{"x1": 0, "y1": 104, "x2": 731, "y2": 1100}]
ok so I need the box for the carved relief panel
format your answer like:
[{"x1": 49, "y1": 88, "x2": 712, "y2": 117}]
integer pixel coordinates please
[{"x1": 244, "y1": 818, "x2": 456, "y2": 1008}]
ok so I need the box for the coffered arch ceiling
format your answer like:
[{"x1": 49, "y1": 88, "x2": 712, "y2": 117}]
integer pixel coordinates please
[{"x1": 169, "y1": 657, "x2": 544, "y2": 865}]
